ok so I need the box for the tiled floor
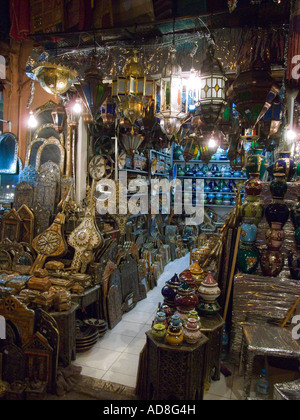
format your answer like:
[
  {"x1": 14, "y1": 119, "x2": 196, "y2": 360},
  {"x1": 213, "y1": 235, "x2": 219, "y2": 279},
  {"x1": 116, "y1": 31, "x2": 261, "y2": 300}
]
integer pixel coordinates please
[{"x1": 73, "y1": 254, "x2": 248, "y2": 400}]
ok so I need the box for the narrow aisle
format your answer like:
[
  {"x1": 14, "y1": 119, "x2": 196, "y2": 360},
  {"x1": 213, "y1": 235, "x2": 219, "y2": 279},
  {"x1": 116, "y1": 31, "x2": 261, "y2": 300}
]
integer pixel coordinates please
[{"x1": 73, "y1": 254, "x2": 191, "y2": 388}]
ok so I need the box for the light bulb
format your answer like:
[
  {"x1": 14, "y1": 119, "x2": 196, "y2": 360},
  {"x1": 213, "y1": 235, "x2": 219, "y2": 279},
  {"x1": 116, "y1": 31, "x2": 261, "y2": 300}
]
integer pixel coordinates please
[
  {"x1": 73, "y1": 101, "x2": 82, "y2": 114},
  {"x1": 286, "y1": 129, "x2": 297, "y2": 142},
  {"x1": 208, "y1": 138, "x2": 217, "y2": 149},
  {"x1": 28, "y1": 111, "x2": 38, "y2": 128}
]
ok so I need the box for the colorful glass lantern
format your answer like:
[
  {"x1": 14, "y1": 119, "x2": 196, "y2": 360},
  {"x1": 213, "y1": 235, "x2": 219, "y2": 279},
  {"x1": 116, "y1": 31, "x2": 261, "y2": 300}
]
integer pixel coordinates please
[
  {"x1": 157, "y1": 47, "x2": 187, "y2": 140},
  {"x1": 33, "y1": 63, "x2": 77, "y2": 96},
  {"x1": 75, "y1": 56, "x2": 110, "y2": 123},
  {"x1": 197, "y1": 44, "x2": 227, "y2": 131},
  {"x1": 51, "y1": 102, "x2": 67, "y2": 133}
]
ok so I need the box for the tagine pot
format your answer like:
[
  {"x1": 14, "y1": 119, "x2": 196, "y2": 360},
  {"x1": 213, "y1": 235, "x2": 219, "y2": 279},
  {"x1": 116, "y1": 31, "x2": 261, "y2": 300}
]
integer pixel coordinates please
[
  {"x1": 165, "y1": 324, "x2": 184, "y2": 346},
  {"x1": 183, "y1": 318, "x2": 202, "y2": 345},
  {"x1": 237, "y1": 242, "x2": 260, "y2": 274},
  {"x1": 291, "y1": 196, "x2": 300, "y2": 230},
  {"x1": 189, "y1": 262, "x2": 206, "y2": 287},
  {"x1": 242, "y1": 197, "x2": 264, "y2": 226},
  {"x1": 274, "y1": 152, "x2": 295, "y2": 182},
  {"x1": 245, "y1": 173, "x2": 263, "y2": 196},
  {"x1": 174, "y1": 282, "x2": 199, "y2": 315},
  {"x1": 245, "y1": 149, "x2": 267, "y2": 180},
  {"x1": 183, "y1": 310, "x2": 201, "y2": 328},
  {"x1": 288, "y1": 250, "x2": 300, "y2": 281},
  {"x1": 179, "y1": 270, "x2": 196, "y2": 288},
  {"x1": 161, "y1": 273, "x2": 182, "y2": 307},
  {"x1": 270, "y1": 173, "x2": 288, "y2": 199},
  {"x1": 260, "y1": 246, "x2": 285, "y2": 277},
  {"x1": 198, "y1": 272, "x2": 221, "y2": 303},
  {"x1": 154, "y1": 312, "x2": 168, "y2": 328},
  {"x1": 265, "y1": 199, "x2": 290, "y2": 228},
  {"x1": 152, "y1": 324, "x2": 167, "y2": 341}
]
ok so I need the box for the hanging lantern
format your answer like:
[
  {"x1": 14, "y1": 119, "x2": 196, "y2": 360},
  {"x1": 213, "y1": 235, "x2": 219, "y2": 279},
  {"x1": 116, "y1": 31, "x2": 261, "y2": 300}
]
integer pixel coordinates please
[
  {"x1": 100, "y1": 94, "x2": 116, "y2": 127},
  {"x1": 51, "y1": 102, "x2": 67, "y2": 133},
  {"x1": 183, "y1": 67, "x2": 202, "y2": 114},
  {"x1": 121, "y1": 133, "x2": 145, "y2": 166},
  {"x1": 113, "y1": 50, "x2": 156, "y2": 131},
  {"x1": 157, "y1": 46, "x2": 187, "y2": 140},
  {"x1": 228, "y1": 58, "x2": 278, "y2": 129},
  {"x1": 197, "y1": 44, "x2": 227, "y2": 132},
  {"x1": 75, "y1": 55, "x2": 110, "y2": 123},
  {"x1": 34, "y1": 63, "x2": 77, "y2": 96}
]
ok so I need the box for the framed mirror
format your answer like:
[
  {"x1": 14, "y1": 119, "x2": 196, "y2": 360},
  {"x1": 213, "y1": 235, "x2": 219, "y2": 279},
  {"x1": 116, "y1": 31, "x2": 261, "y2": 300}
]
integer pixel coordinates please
[
  {"x1": 25, "y1": 139, "x2": 44, "y2": 168},
  {"x1": 36, "y1": 137, "x2": 65, "y2": 173},
  {"x1": 0, "y1": 133, "x2": 18, "y2": 174}
]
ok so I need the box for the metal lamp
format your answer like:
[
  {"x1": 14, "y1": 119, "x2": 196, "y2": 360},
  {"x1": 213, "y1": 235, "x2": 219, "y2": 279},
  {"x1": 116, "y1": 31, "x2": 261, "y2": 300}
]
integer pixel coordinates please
[
  {"x1": 51, "y1": 102, "x2": 67, "y2": 133},
  {"x1": 157, "y1": 46, "x2": 187, "y2": 140},
  {"x1": 197, "y1": 44, "x2": 227, "y2": 132}
]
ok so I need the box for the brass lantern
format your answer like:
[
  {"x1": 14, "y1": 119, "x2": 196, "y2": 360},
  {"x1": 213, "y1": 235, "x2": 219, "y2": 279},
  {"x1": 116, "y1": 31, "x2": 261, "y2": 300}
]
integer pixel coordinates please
[
  {"x1": 197, "y1": 44, "x2": 227, "y2": 131},
  {"x1": 112, "y1": 50, "x2": 156, "y2": 131},
  {"x1": 157, "y1": 47, "x2": 187, "y2": 140},
  {"x1": 34, "y1": 63, "x2": 77, "y2": 96},
  {"x1": 51, "y1": 102, "x2": 67, "y2": 133}
]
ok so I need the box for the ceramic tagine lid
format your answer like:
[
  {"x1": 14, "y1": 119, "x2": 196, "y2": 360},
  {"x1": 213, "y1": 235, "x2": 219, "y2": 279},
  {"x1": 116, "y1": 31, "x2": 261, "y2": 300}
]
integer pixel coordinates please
[
  {"x1": 189, "y1": 262, "x2": 204, "y2": 276},
  {"x1": 180, "y1": 270, "x2": 196, "y2": 288},
  {"x1": 198, "y1": 272, "x2": 221, "y2": 303}
]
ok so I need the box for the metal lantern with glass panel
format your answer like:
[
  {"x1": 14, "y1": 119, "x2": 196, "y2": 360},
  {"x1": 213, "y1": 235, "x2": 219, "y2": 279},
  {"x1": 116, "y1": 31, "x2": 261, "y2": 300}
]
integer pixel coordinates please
[
  {"x1": 112, "y1": 50, "x2": 156, "y2": 132},
  {"x1": 157, "y1": 47, "x2": 187, "y2": 140},
  {"x1": 51, "y1": 102, "x2": 67, "y2": 134},
  {"x1": 197, "y1": 44, "x2": 227, "y2": 132}
]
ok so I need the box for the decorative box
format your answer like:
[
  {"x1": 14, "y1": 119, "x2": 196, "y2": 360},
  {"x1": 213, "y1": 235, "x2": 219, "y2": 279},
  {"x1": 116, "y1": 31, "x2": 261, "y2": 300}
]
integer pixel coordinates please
[
  {"x1": 45, "y1": 261, "x2": 65, "y2": 271},
  {"x1": 50, "y1": 278, "x2": 74, "y2": 291},
  {"x1": 27, "y1": 277, "x2": 52, "y2": 292}
]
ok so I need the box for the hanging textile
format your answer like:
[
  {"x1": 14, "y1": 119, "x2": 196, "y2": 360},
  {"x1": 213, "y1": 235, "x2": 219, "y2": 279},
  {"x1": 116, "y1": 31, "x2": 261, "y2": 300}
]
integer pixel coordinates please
[
  {"x1": 66, "y1": 0, "x2": 93, "y2": 31},
  {"x1": 9, "y1": 0, "x2": 30, "y2": 42},
  {"x1": 287, "y1": 0, "x2": 300, "y2": 84}
]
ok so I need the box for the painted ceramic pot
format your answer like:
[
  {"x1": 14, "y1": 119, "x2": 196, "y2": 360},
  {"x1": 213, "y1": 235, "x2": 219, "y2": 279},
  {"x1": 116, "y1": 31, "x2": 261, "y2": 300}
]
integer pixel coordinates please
[
  {"x1": 155, "y1": 312, "x2": 168, "y2": 328},
  {"x1": 274, "y1": 152, "x2": 295, "y2": 182},
  {"x1": 152, "y1": 324, "x2": 167, "y2": 341},
  {"x1": 174, "y1": 146, "x2": 184, "y2": 160},
  {"x1": 178, "y1": 166, "x2": 186, "y2": 177},
  {"x1": 183, "y1": 310, "x2": 201, "y2": 328},
  {"x1": 183, "y1": 318, "x2": 202, "y2": 344},
  {"x1": 185, "y1": 165, "x2": 194, "y2": 177},
  {"x1": 266, "y1": 222, "x2": 285, "y2": 250},
  {"x1": 245, "y1": 148, "x2": 268, "y2": 180},
  {"x1": 233, "y1": 171, "x2": 242, "y2": 177},
  {"x1": 288, "y1": 250, "x2": 300, "y2": 281},
  {"x1": 170, "y1": 314, "x2": 183, "y2": 328},
  {"x1": 245, "y1": 173, "x2": 263, "y2": 197},
  {"x1": 291, "y1": 196, "x2": 300, "y2": 230},
  {"x1": 237, "y1": 242, "x2": 260, "y2": 274},
  {"x1": 240, "y1": 219, "x2": 258, "y2": 243},
  {"x1": 222, "y1": 185, "x2": 231, "y2": 193},
  {"x1": 270, "y1": 173, "x2": 288, "y2": 199},
  {"x1": 265, "y1": 199, "x2": 290, "y2": 228},
  {"x1": 179, "y1": 270, "x2": 196, "y2": 288},
  {"x1": 242, "y1": 196, "x2": 264, "y2": 226},
  {"x1": 174, "y1": 282, "x2": 199, "y2": 314},
  {"x1": 161, "y1": 273, "x2": 182, "y2": 306},
  {"x1": 260, "y1": 246, "x2": 284, "y2": 277},
  {"x1": 160, "y1": 304, "x2": 173, "y2": 321},
  {"x1": 165, "y1": 326, "x2": 184, "y2": 346},
  {"x1": 224, "y1": 170, "x2": 232, "y2": 178},
  {"x1": 198, "y1": 272, "x2": 221, "y2": 303},
  {"x1": 189, "y1": 262, "x2": 206, "y2": 286},
  {"x1": 228, "y1": 180, "x2": 237, "y2": 192},
  {"x1": 198, "y1": 300, "x2": 221, "y2": 316}
]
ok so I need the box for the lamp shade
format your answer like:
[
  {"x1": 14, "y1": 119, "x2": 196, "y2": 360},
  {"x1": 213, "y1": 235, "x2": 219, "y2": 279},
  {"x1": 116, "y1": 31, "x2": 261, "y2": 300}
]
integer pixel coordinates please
[
  {"x1": 34, "y1": 63, "x2": 77, "y2": 96},
  {"x1": 160, "y1": 47, "x2": 183, "y2": 116},
  {"x1": 75, "y1": 57, "x2": 110, "y2": 122},
  {"x1": 51, "y1": 103, "x2": 67, "y2": 133}
]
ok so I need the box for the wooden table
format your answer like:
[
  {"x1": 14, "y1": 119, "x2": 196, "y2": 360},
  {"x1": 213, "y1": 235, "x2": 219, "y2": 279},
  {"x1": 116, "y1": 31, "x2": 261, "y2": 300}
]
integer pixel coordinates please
[
  {"x1": 50, "y1": 303, "x2": 79, "y2": 367},
  {"x1": 71, "y1": 285, "x2": 102, "y2": 319},
  {"x1": 139, "y1": 331, "x2": 208, "y2": 401},
  {"x1": 200, "y1": 314, "x2": 225, "y2": 384}
]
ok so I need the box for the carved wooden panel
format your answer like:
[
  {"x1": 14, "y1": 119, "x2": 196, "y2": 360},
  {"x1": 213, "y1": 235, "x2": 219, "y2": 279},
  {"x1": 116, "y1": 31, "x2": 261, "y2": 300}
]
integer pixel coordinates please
[
  {"x1": 17, "y1": 205, "x2": 35, "y2": 244},
  {"x1": 1, "y1": 209, "x2": 21, "y2": 242},
  {"x1": 33, "y1": 170, "x2": 57, "y2": 215},
  {"x1": 0, "y1": 343, "x2": 26, "y2": 384},
  {"x1": 0, "y1": 296, "x2": 35, "y2": 345},
  {"x1": 22, "y1": 332, "x2": 53, "y2": 392},
  {"x1": 107, "y1": 285, "x2": 123, "y2": 330},
  {"x1": 13, "y1": 182, "x2": 34, "y2": 211}
]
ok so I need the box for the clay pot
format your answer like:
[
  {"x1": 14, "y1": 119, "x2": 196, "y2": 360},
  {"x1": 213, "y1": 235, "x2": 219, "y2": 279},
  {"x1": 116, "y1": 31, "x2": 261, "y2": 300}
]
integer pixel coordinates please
[
  {"x1": 242, "y1": 196, "x2": 264, "y2": 226},
  {"x1": 245, "y1": 173, "x2": 263, "y2": 196},
  {"x1": 291, "y1": 196, "x2": 300, "y2": 230},
  {"x1": 152, "y1": 324, "x2": 167, "y2": 341},
  {"x1": 245, "y1": 149, "x2": 267, "y2": 180},
  {"x1": 183, "y1": 310, "x2": 201, "y2": 328},
  {"x1": 198, "y1": 300, "x2": 221, "y2": 316},
  {"x1": 270, "y1": 172, "x2": 288, "y2": 199},
  {"x1": 165, "y1": 325, "x2": 184, "y2": 346},
  {"x1": 266, "y1": 222, "x2": 285, "y2": 250},
  {"x1": 288, "y1": 250, "x2": 300, "y2": 281},
  {"x1": 265, "y1": 199, "x2": 290, "y2": 228},
  {"x1": 183, "y1": 318, "x2": 202, "y2": 344},
  {"x1": 161, "y1": 273, "x2": 182, "y2": 306},
  {"x1": 237, "y1": 242, "x2": 260, "y2": 274},
  {"x1": 174, "y1": 282, "x2": 199, "y2": 315},
  {"x1": 198, "y1": 272, "x2": 221, "y2": 303},
  {"x1": 189, "y1": 262, "x2": 206, "y2": 287},
  {"x1": 240, "y1": 218, "x2": 258, "y2": 243},
  {"x1": 274, "y1": 152, "x2": 295, "y2": 182}
]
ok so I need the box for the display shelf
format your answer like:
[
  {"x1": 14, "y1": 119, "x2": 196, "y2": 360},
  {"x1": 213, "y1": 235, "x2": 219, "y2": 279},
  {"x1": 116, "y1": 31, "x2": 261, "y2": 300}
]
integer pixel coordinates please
[
  {"x1": 177, "y1": 176, "x2": 247, "y2": 181},
  {"x1": 151, "y1": 172, "x2": 170, "y2": 177},
  {"x1": 174, "y1": 160, "x2": 231, "y2": 164},
  {"x1": 120, "y1": 169, "x2": 149, "y2": 175}
]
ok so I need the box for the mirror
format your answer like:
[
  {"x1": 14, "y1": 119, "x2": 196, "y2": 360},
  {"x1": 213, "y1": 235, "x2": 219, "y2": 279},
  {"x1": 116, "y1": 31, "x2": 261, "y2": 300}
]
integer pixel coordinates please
[
  {"x1": 36, "y1": 137, "x2": 65, "y2": 173},
  {"x1": 25, "y1": 139, "x2": 44, "y2": 168},
  {"x1": 0, "y1": 133, "x2": 18, "y2": 174}
]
